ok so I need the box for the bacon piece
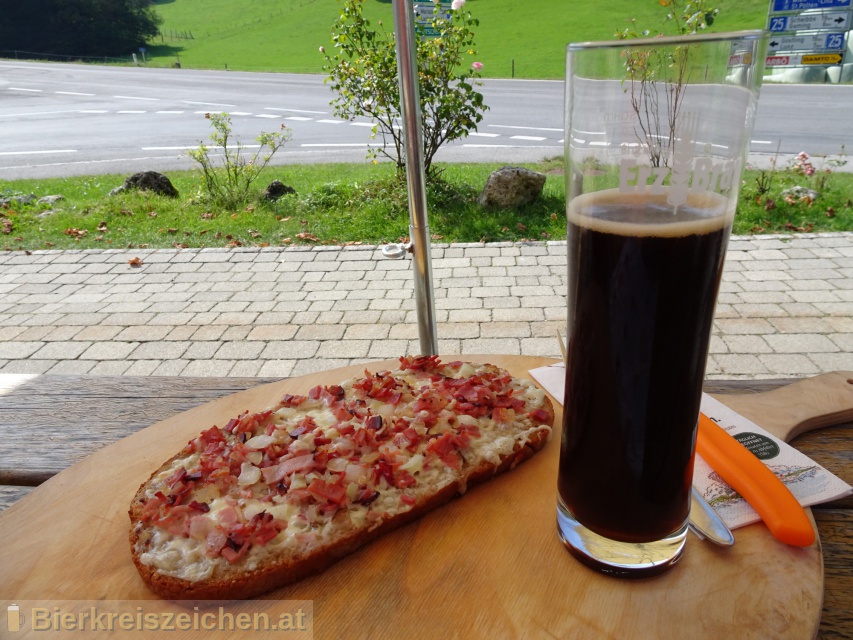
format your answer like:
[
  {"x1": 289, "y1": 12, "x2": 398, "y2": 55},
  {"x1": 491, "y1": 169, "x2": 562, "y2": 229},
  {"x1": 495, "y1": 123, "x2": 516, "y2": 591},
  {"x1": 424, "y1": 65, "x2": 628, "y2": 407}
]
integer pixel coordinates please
[
  {"x1": 531, "y1": 408, "x2": 550, "y2": 422},
  {"x1": 307, "y1": 479, "x2": 347, "y2": 506},
  {"x1": 281, "y1": 393, "x2": 307, "y2": 407},
  {"x1": 261, "y1": 454, "x2": 314, "y2": 484}
]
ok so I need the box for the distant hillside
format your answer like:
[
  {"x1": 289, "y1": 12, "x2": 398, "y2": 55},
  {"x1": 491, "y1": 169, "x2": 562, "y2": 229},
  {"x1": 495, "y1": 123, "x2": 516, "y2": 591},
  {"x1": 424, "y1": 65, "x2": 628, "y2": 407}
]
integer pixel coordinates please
[{"x1": 147, "y1": 0, "x2": 768, "y2": 78}]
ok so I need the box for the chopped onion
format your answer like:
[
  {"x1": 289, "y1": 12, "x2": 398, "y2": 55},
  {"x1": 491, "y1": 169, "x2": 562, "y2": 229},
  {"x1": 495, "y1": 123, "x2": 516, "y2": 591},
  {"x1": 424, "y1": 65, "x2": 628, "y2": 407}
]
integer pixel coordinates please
[
  {"x1": 326, "y1": 457, "x2": 349, "y2": 473},
  {"x1": 237, "y1": 462, "x2": 261, "y2": 486},
  {"x1": 245, "y1": 434, "x2": 275, "y2": 450}
]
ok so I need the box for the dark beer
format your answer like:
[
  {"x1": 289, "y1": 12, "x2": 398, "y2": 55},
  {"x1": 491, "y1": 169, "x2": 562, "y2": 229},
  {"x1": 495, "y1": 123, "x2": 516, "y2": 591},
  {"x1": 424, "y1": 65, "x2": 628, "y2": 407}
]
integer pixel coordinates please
[{"x1": 558, "y1": 190, "x2": 730, "y2": 543}]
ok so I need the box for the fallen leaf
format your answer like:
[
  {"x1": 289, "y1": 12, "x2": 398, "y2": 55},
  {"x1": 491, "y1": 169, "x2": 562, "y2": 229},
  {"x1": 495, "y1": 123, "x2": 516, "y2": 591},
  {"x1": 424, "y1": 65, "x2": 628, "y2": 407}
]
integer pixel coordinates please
[
  {"x1": 97, "y1": 222, "x2": 108, "y2": 231},
  {"x1": 550, "y1": 212, "x2": 558, "y2": 221},
  {"x1": 296, "y1": 232, "x2": 319, "y2": 242},
  {"x1": 167, "y1": 228, "x2": 178, "y2": 234},
  {"x1": 148, "y1": 211, "x2": 158, "y2": 219},
  {"x1": 64, "y1": 228, "x2": 87, "y2": 238},
  {"x1": 201, "y1": 212, "x2": 215, "y2": 220},
  {"x1": 1, "y1": 220, "x2": 13, "y2": 234},
  {"x1": 128, "y1": 256, "x2": 143, "y2": 267},
  {"x1": 119, "y1": 208, "x2": 133, "y2": 216}
]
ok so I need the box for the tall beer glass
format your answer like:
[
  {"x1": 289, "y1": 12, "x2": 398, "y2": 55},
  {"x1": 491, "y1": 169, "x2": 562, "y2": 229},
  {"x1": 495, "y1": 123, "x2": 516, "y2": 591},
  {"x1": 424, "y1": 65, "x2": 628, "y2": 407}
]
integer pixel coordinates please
[{"x1": 557, "y1": 31, "x2": 767, "y2": 576}]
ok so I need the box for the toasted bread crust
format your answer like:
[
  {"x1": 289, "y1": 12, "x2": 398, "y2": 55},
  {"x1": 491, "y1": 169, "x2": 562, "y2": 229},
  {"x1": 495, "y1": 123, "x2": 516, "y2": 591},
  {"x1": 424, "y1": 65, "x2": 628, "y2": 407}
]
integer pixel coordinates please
[{"x1": 129, "y1": 360, "x2": 553, "y2": 600}]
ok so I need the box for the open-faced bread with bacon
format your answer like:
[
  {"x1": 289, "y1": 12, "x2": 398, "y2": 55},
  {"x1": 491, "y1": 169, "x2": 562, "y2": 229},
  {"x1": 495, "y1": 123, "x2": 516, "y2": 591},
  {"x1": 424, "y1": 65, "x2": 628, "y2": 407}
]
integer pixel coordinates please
[{"x1": 129, "y1": 356, "x2": 554, "y2": 599}]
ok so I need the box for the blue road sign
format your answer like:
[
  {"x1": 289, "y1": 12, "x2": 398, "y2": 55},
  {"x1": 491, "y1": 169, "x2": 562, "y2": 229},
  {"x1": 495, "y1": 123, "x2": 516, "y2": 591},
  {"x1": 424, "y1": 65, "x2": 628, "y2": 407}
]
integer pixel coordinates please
[{"x1": 772, "y1": 0, "x2": 851, "y2": 11}]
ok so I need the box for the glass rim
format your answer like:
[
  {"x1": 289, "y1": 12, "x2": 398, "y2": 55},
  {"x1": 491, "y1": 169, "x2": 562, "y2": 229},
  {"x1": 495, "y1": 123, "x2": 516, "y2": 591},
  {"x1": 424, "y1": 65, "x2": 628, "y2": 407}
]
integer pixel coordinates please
[{"x1": 567, "y1": 29, "x2": 766, "y2": 52}]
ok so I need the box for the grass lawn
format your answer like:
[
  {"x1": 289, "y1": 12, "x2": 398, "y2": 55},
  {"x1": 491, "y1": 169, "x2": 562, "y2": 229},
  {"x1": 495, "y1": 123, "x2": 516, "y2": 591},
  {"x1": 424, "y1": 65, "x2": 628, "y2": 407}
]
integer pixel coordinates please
[
  {"x1": 2, "y1": 158, "x2": 850, "y2": 252},
  {"x1": 147, "y1": 0, "x2": 769, "y2": 79}
]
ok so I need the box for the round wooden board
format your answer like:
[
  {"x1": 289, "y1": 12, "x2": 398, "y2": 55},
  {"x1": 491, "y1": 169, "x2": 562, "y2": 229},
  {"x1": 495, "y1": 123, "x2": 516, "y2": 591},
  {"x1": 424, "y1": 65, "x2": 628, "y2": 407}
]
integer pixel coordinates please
[{"x1": 0, "y1": 356, "x2": 823, "y2": 639}]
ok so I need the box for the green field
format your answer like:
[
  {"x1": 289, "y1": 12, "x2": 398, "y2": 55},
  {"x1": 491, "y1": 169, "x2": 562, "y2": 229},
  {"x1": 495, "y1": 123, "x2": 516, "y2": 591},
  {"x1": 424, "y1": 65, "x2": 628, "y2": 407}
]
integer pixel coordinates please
[{"x1": 146, "y1": 0, "x2": 768, "y2": 78}]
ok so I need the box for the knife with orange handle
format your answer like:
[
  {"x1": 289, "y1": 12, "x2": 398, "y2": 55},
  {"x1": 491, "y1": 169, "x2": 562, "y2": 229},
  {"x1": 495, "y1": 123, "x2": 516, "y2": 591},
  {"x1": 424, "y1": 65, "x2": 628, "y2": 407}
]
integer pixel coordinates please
[{"x1": 696, "y1": 413, "x2": 815, "y2": 547}]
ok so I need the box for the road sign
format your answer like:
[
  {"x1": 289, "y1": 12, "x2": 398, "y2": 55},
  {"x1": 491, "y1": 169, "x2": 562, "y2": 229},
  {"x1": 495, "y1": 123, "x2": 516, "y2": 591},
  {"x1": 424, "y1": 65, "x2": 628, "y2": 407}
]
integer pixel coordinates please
[
  {"x1": 802, "y1": 52, "x2": 844, "y2": 63},
  {"x1": 772, "y1": 0, "x2": 851, "y2": 11},
  {"x1": 413, "y1": 2, "x2": 452, "y2": 37},
  {"x1": 767, "y1": 32, "x2": 847, "y2": 51},
  {"x1": 768, "y1": 10, "x2": 851, "y2": 31}
]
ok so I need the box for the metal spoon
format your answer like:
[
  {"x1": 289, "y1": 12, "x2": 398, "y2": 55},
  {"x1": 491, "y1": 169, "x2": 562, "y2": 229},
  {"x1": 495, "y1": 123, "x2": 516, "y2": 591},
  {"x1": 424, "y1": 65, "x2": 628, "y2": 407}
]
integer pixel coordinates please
[{"x1": 689, "y1": 487, "x2": 736, "y2": 547}]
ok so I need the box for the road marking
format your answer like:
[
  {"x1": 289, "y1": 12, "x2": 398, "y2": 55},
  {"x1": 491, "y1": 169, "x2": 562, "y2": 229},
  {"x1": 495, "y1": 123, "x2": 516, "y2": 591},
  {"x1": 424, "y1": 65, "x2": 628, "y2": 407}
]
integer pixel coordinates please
[
  {"x1": 284, "y1": 116, "x2": 313, "y2": 121},
  {"x1": 265, "y1": 107, "x2": 326, "y2": 114},
  {"x1": 316, "y1": 119, "x2": 346, "y2": 124},
  {"x1": 468, "y1": 132, "x2": 501, "y2": 138},
  {"x1": 79, "y1": 110, "x2": 109, "y2": 114},
  {"x1": 117, "y1": 110, "x2": 147, "y2": 114},
  {"x1": 194, "y1": 110, "x2": 226, "y2": 115},
  {"x1": 510, "y1": 135, "x2": 547, "y2": 141},
  {"x1": 300, "y1": 143, "x2": 383, "y2": 147},
  {"x1": 230, "y1": 112, "x2": 252, "y2": 116},
  {"x1": 0, "y1": 109, "x2": 83, "y2": 118},
  {"x1": 114, "y1": 95, "x2": 159, "y2": 101},
  {"x1": 55, "y1": 91, "x2": 95, "y2": 96},
  {"x1": 141, "y1": 145, "x2": 260, "y2": 150},
  {"x1": 489, "y1": 124, "x2": 563, "y2": 132},
  {"x1": 155, "y1": 110, "x2": 185, "y2": 114},
  {"x1": 183, "y1": 100, "x2": 236, "y2": 107},
  {"x1": 0, "y1": 149, "x2": 76, "y2": 156},
  {"x1": 751, "y1": 140, "x2": 774, "y2": 145},
  {"x1": 462, "y1": 143, "x2": 561, "y2": 149},
  {"x1": 9, "y1": 87, "x2": 42, "y2": 92},
  {"x1": 255, "y1": 114, "x2": 280, "y2": 118},
  {"x1": 349, "y1": 122, "x2": 375, "y2": 127}
]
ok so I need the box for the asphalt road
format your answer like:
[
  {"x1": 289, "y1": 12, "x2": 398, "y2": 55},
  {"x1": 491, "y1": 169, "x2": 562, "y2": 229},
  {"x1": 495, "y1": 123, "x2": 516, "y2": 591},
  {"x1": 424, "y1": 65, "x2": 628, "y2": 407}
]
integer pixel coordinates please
[{"x1": 1, "y1": 60, "x2": 851, "y2": 180}]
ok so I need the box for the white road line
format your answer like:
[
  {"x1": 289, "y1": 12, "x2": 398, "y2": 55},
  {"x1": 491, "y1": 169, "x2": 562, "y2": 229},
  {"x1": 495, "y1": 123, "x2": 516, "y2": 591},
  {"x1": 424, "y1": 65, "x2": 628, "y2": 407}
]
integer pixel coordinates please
[
  {"x1": 462, "y1": 144, "x2": 561, "y2": 149},
  {"x1": 349, "y1": 122, "x2": 375, "y2": 127},
  {"x1": 752, "y1": 140, "x2": 774, "y2": 144},
  {"x1": 55, "y1": 91, "x2": 95, "y2": 96},
  {"x1": 230, "y1": 112, "x2": 252, "y2": 116},
  {"x1": 9, "y1": 87, "x2": 42, "y2": 92},
  {"x1": 117, "y1": 110, "x2": 147, "y2": 114},
  {"x1": 79, "y1": 110, "x2": 108, "y2": 114},
  {"x1": 0, "y1": 109, "x2": 83, "y2": 118},
  {"x1": 511, "y1": 135, "x2": 547, "y2": 141},
  {"x1": 265, "y1": 107, "x2": 326, "y2": 114},
  {"x1": 183, "y1": 100, "x2": 236, "y2": 107},
  {"x1": 284, "y1": 116, "x2": 313, "y2": 121},
  {"x1": 489, "y1": 124, "x2": 563, "y2": 132},
  {"x1": 468, "y1": 132, "x2": 501, "y2": 138},
  {"x1": 255, "y1": 114, "x2": 280, "y2": 118},
  {"x1": 155, "y1": 111, "x2": 185, "y2": 114},
  {"x1": 194, "y1": 110, "x2": 226, "y2": 114},
  {"x1": 114, "y1": 95, "x2": 159, "y2": 101},
  {"x1": 0, "y1": 149, "x2": 76, "y2": 156},
  {"x1": 301, "y1": 143, "x2": 383, "y2": 147},
  {"x1": 141, "y1": 145, "x2": 260, "y2": 150},
  {"x1": 316, "y1": 119, "x2": 346, "y2": 124}
]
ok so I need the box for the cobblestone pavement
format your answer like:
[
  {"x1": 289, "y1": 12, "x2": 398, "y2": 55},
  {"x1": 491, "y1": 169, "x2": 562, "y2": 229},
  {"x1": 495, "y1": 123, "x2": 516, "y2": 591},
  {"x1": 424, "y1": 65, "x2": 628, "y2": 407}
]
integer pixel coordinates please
[{"x1": 0, "y1": 234, "x2": 851, "y2": 380}]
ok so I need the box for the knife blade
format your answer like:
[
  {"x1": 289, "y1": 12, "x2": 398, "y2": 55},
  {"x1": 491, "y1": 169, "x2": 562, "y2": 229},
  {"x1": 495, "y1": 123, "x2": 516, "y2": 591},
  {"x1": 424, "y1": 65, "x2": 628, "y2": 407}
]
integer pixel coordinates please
[
  {"x1": 696, "y1": 413, "x2": 815, "y2": 547},
  {"x1": 689, "y1": 486, "x2": 735, "y2": 547}
]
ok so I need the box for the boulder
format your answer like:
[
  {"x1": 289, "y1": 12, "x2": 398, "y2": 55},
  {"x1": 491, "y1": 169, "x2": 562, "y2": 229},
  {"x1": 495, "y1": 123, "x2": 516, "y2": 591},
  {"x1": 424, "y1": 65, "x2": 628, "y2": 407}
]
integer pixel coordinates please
[
  {"x1": 477, "y1": 166, "x2": 546, "y2": 208},
  {"x1": 109, "y1": 171, "x2": 179, "y2": 198},
  {"x1": 38, "y1": 195, "x2": 64, "y2": 205},
  {"x1": 262, "y1": 180, "x2": 296, "y2": 201},
  {"x1": 781, "y1": 186, "x2": 820, "y2": 202},
  {"x1": 0, "y1": 194, "x2": 36, "y2": 207}
]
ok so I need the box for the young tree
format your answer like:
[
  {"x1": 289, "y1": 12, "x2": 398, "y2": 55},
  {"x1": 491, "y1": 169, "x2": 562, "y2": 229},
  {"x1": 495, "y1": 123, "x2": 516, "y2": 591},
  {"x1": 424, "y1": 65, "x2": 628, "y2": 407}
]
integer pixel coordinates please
[
  {"x1": 615, "y1": 0, "x2": 721, "y2": 168},
  {"x1": 321, "y1": 0, "x2": 487, "y2": 179}
]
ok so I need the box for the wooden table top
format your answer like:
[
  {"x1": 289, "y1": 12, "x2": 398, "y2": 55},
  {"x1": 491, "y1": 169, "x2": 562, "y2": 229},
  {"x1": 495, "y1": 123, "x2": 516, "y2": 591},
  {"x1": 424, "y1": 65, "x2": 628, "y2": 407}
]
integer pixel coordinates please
[{"x1": 0, "y1": 367, "x2": 850, "y2": 638}]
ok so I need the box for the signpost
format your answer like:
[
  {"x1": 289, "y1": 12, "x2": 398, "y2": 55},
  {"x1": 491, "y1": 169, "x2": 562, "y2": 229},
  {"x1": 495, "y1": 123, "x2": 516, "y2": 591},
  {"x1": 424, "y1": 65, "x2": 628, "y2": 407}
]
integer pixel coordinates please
[
  {"x1": 765, "y1": 0, "x2": 851, "y2": 69},
  {"x1": 412, "y1": 2, "x2": 452, "y2": 38}
]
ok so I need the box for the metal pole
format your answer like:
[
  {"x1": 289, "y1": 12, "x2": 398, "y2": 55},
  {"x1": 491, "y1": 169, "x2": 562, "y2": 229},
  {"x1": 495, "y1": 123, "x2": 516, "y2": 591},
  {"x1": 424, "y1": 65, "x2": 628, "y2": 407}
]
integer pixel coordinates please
[{"x1": 391, "y1": 0, "x2": 438, "y2": 356}]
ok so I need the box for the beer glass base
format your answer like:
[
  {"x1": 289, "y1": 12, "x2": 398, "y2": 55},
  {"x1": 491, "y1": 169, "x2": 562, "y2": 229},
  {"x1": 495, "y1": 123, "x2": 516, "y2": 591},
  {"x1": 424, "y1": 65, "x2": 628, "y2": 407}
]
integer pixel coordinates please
[{"x1": 557, "y1": 501, "x2": 687, "y2": 579}]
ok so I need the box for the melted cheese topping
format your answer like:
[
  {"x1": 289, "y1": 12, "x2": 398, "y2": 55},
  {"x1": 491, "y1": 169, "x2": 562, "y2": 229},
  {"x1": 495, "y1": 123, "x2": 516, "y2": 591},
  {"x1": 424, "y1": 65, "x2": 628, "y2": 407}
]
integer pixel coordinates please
[{"x1": 133, "y1": 359, "x2": 551, "y2": 581}]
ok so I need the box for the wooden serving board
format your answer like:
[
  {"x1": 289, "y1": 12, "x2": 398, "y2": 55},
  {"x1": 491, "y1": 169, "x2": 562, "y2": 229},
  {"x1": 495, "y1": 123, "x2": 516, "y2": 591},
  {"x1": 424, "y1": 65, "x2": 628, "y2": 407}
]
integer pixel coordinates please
[{"x1": 1, "y1": 357, "x2": 851, "y2": 640}]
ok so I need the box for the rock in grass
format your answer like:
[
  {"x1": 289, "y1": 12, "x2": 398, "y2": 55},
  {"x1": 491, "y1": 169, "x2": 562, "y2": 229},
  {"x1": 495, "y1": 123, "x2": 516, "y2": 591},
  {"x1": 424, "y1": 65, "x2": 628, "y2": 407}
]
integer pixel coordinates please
[
  {"x1": 262, "y1": 180, "x2": 296, "y2": 200},
  {"x1": 110, "y1": 171, "x2": 179, "y2": 198},
  {"x1": 477, "y1": 166, "x2": 546, "y2": 208}
]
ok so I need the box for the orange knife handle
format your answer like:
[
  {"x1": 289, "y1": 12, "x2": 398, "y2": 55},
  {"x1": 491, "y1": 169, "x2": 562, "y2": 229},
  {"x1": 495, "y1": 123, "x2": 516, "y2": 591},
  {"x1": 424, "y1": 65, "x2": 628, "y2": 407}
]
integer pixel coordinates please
[{"x1": 696, "y1": 413, "x2": 815, "y2": 547}]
